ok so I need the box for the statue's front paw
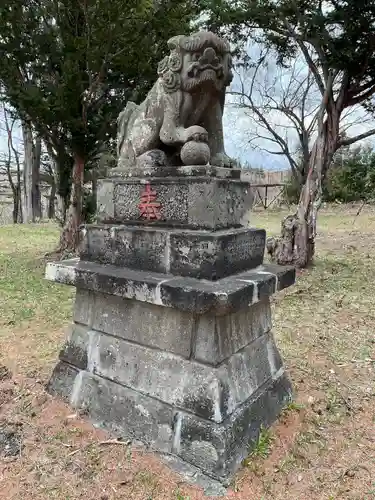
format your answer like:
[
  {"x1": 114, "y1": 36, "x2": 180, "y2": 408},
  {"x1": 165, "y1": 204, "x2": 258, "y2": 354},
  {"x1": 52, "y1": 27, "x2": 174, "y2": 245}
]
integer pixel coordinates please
[
  {"x1": 211, "y1": 153, "x2": 234, "y2": 168},
  {"x1": 184, "y1": 125, "x2": 208, "y2": 144}
]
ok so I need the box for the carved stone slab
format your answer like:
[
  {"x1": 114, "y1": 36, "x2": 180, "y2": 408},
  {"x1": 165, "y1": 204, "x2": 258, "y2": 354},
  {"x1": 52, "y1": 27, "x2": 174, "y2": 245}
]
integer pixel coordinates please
[
  {"x1": 80, "y1": 225, "x2": 266, "y2": 280},
  {"x1": 45, "y1": 259, "x2": 295, "y2": 316},
  {"x1": 96, "y1": 166, "x2": 253, "y2": 230}
]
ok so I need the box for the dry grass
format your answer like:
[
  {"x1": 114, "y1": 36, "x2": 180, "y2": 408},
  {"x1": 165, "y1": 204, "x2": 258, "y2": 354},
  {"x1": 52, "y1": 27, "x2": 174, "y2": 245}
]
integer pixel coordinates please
[{"x1": 0, "y1": 206, "x2": 375, "y2": 499}]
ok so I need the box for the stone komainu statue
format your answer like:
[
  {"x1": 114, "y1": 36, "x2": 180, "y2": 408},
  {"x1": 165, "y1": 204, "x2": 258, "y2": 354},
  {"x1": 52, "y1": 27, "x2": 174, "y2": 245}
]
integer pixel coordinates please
[{"x1": 116, "y1": 31, "x2": 234, "y2": 169}]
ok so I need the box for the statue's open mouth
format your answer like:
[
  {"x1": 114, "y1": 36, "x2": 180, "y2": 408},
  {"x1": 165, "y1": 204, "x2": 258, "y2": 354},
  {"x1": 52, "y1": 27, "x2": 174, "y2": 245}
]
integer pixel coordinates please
[{"x1": 188, "y1": 64, "x2": 223, "y2": 79}]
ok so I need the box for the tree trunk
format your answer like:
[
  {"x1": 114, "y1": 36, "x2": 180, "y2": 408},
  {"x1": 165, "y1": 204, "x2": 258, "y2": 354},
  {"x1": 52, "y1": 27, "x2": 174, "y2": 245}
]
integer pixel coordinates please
[
  {"x1": 48, "y1": 179, "x2": 56, "y2": 219},
  {"x1": 5, "y1": 162, "x2": 22, "y2": 224},
  {"x1": 56, "y1": 194, "x2": 67, "y2": 224},
  {"x1": 91, "y1": 169, "x2": 98, "y2": 209},
  {"x1": 17, "y1": 184, "x2": 23, "y2": 223},
  {"x1": 16, "y1": 157, "x2": 23, "y2": 223},
  {"x1": 32, "y1": 136, "x2": 42, "y2": 220},
  {"x1": 22, "y1": 121, "x2": 34, "y2": 222},
  {"x1": 59, "y1": 153, "x2": 84, "y2": 254},
  {"x1": 45, "y1": 141, "x2": 68, "y2": 224},
  {"x1": 13, "y1": 183, "x2": 23, "y2": 224},
  {"x1": 267, "y1": 118, "x2": 338, "y2": 268},
  {"x1": 11, "y1": 185, "x2": 18, "y2": 224},
  {"x1": 22, "y1": 122, "x2": 41, "y2": 222}
]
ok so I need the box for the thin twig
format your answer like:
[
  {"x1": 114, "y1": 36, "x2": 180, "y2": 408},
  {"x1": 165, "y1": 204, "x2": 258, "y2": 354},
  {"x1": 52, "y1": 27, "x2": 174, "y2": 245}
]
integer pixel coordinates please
[
  {"x1": 99, "y1": 439, "x2": 131, "y2": 446},
  {"x1": 352, "y1": 201, "x2": 366, "y2": 225},
  {"x1": 66, "y1": 439, "x2": 130, "y2": 457},
  {"x1": 67, "y1": 448, "x2": 84, "y2": 457}
]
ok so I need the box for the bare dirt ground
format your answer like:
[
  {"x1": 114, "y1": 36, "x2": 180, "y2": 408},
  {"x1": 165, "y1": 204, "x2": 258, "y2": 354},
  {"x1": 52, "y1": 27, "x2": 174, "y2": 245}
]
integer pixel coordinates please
[{"x1": 0, "y1": 205, "x2": 374, "y2": 500}]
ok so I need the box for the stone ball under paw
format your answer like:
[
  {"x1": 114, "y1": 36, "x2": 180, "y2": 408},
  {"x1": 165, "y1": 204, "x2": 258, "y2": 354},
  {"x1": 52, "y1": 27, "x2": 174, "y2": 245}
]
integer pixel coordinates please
[{"x1": 180, "y1": 141, "x2": 210, "y2": 166}]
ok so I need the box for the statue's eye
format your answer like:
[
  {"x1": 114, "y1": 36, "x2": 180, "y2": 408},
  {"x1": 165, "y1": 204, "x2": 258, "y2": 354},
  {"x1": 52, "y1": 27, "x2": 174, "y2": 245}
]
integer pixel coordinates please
[{"x1": 192, "y1": 53, "x2": 200, "y2": 61}]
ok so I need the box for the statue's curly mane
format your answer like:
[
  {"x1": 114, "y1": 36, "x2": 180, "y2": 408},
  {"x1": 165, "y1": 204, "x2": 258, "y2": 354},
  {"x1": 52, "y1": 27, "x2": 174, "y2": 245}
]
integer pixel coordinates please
[{"x1": 168, "y1": 32, "x2": 230, "y2": 54}]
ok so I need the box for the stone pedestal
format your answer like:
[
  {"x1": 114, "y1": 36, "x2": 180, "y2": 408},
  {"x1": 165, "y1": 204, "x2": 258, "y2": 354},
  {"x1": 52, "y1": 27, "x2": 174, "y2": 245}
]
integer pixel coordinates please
[{"x1": 46, "y1": 166, "x2": 294, "y2": 490}]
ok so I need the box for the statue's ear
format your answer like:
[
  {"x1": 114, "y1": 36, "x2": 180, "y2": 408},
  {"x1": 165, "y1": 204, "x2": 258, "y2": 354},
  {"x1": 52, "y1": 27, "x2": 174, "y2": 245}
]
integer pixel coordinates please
[{"x1": 167, "y1": 35, "x2": 183, "y2": 51}]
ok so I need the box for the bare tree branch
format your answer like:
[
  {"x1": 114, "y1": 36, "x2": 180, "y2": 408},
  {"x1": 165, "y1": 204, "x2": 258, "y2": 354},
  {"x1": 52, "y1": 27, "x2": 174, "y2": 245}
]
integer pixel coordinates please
[
  {"x1": 230, "y1": 89, "x2": 300, "y2": 178},
  {"x1": 2, "y1": 102, "x2": 23, "y2": 222},
  {"x1": 2, "y1": 104, "x2": 22, "y2": 175},
  {"x1": 347, "y1": 83, "x2": 375, "y2": 107},
  {"x1": 338, "y1": 128, "x2": 375, "y2": 148},
  {"x1": 282, "y1": 21, "x2": 325, "y2": 96}
]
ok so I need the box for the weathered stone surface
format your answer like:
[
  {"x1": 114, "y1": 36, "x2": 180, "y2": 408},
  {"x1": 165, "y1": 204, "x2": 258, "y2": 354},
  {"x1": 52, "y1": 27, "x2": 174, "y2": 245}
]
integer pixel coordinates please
[
  {"x1": 47, "y1": 361, "x2": 79, "y2": 403},
  {"x1": 96, "y1": 180, "x2": 114, "y2": 221},
  {"x1": 51, "y1": 313, "x2": 283, "y2": 423},
  {"x1": 81, "y1": 224, "x2": 265, "y2": 280},
  {"x1": 223, "y1": 333, "x2": 284, "y2": 415},
  {"x1": 59, "y1": 323, "x2": 90, "y2": 370},
  {"x1": 91, "y1": 292, "x2": 194, "y2": 357},
  {"x1": 225, "y1": 373, "x2": 292, "y2": 473},
  {"x1": 259, "y1": 262, "x2": 297, "y2": 291},
  {"x1": 108, "y1": 164, "x2": 243, "y2": 180},
  {"x1": 169, "y1": 227, "x2": 265, "y2": 279},
  {"x1": 239, "y1": 269, "x2": 277, "y2": 301},
  {"x1": 73, "y1": 289, "x2": 94, "y2": 325},
  {"x1": 175, "y1": 374, "x2": 292, "y2": 482},
  {"x1": 70, "y1": 370, "x2": 175, "y2": 452},
  {"x1": 87, "y1": 332, "x2": 223, "y2": 422},
  {"x1": 45, "y1": 259, "x2": 295, "y2": 315},
  {"x1": 194, "y1": 299, "x2": 272, "y2": 365},
  {"x1": 81, "y1": 225, "x2": 167, "y2": 273},
  {"x1": 113, "y1": 181, "x2": 188, "y2": 224},
  {"x1": 45, "y1": 124, "x2": 296, "y2": 492},
  {"x1": 180, "y1": 141, "x2": 210, "y2": 165},
  {"x1": 96, "y1": 173, "x2": 253, "y2": 230},
  {"x1": 47, "y1": 364, "x2": 291, "y2": 483},
  {"x1": 160, "y1": 454, "x2": 228, "y2": 496},
  {"x1": 115, "y1": 32, "x2": 234, "y2": 170}
]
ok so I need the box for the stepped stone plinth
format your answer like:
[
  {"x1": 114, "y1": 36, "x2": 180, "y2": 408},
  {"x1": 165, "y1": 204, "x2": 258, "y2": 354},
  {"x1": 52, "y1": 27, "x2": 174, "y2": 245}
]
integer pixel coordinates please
[{"x1": 46, "y1": 165, "x2": 294, "y2": 490}]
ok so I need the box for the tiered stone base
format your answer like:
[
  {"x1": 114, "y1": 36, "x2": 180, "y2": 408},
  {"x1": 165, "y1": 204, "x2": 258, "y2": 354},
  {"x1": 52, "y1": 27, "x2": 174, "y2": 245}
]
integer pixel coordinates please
[
  {"x1": 46, "y1": 165, "x2": 295, "y2": 492},
  {"x1": 46, "y1": 260, "x2": 294, "y2": 485}
]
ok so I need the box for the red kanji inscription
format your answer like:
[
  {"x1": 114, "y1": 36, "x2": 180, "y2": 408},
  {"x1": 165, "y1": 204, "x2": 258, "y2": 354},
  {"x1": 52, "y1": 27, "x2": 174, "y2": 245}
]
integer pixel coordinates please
[{"x1": 138, "y1": 183, "x2": 162, "y2": 220}]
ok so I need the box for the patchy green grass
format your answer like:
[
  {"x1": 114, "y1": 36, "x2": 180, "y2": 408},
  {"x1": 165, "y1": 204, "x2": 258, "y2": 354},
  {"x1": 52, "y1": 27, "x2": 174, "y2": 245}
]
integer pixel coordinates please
[
  {"x1": 283, "y1": 401, "x2": 305, "y2": 412},
  {"x1": 0, "y1": 223, "x2": 73, "y2": 376},
  {"x1": 0, "y1": 206, "x2": 374, "y2": 499},
  {"x1": 0, "y1": 223, "x2": 73, "y2": 329},
  {"x1": 174, "y1": 491, "x2": 191, "y2": 500},
  {"x1": 244, "y1": 426, "x2": 275, "y2": 465}
]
